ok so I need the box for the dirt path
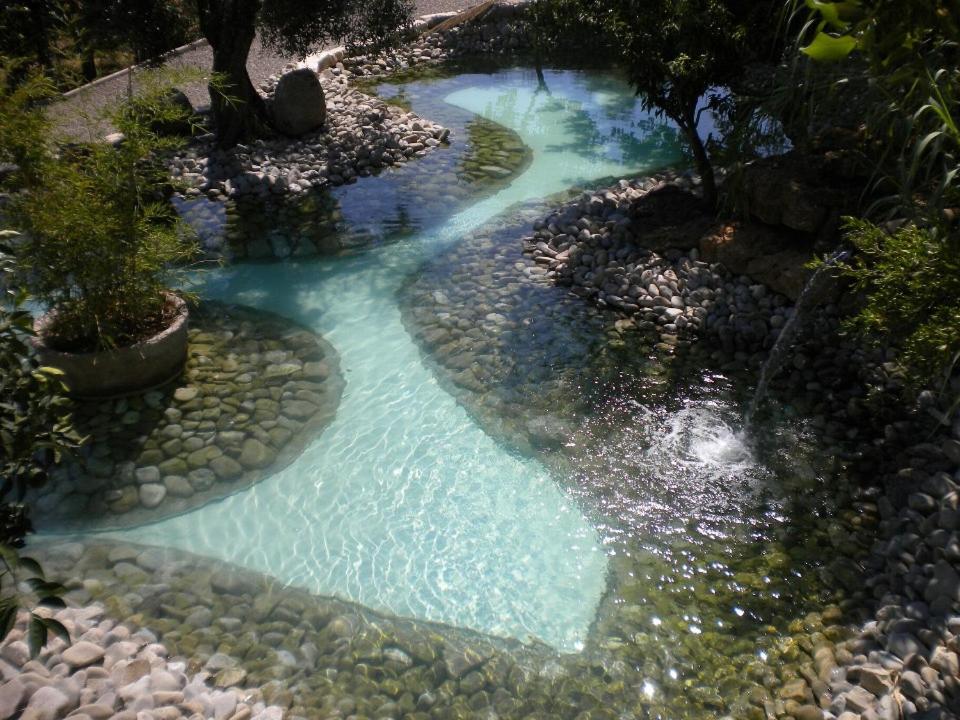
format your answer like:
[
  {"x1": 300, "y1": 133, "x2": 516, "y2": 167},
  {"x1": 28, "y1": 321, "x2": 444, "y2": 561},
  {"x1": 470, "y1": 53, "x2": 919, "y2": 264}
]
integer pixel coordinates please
[{"x1": 52, "y1": 1, "x2": 476, "y2": 139}]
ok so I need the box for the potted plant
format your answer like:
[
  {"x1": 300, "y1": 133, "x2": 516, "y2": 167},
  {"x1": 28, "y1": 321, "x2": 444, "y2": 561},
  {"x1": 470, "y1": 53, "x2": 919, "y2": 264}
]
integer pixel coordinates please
[{"x1": 2, "y1": 64, "x2": 201, "y2": 397}]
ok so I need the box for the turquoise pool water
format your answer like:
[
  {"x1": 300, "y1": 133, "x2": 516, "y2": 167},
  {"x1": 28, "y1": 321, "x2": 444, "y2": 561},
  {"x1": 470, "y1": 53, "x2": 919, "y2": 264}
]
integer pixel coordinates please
[{"x1": 100, "y1": 68, "x2": 686, "y2": 651}]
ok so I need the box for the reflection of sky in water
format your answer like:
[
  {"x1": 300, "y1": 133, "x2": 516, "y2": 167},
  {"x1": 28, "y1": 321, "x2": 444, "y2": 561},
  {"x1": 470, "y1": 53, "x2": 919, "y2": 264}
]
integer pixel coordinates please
[{"x1": 444, "y1": 68, "x2": 680, "y2": 171}]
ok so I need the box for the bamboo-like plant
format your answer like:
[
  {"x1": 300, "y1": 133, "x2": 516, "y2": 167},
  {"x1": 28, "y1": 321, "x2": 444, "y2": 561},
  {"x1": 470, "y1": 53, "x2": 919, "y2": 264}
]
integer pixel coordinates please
[{"x1": 3, "y1": 63, "x2": 201, "y2": 352}]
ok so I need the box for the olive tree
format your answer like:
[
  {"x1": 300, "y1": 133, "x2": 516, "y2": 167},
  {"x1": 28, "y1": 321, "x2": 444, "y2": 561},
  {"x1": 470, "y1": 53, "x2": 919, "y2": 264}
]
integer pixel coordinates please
[
  {"x1": 196, "y1": 0, "x2": 415, "y2": 147},
  {"x1": 534, "y1": 0, "x2": 781, "y2": 208}
]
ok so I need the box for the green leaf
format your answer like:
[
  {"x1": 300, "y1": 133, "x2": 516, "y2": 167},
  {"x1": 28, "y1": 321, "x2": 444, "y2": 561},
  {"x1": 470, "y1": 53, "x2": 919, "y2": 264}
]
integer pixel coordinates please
[
  {"x1": 801, "y1": 31, "x2": 858, "y2": 61},
  {"x1": 0, "y1": 604, "x2": 17, "y2": 641},
  {"x1": 37, "y1": 596, "x2": 66, "y2": 610},
  {"x1": 804, "y1": 0, "x2": 861, "y2": 29},
  {"x1": 18, "y1": 557, "x2": 43, "y2": 578},
  {"x1": 27, "y1": 615, "x2": 47, "y2": 658},
  {"x1": 26, "y1": 578, "x2": 64, "y2": 596},
  {"x1": 40, "y1": 617, "x2": 70, "y2": 645},
  {"x1": 805, "y1": 0, "x2": 840, "y2": 28}
]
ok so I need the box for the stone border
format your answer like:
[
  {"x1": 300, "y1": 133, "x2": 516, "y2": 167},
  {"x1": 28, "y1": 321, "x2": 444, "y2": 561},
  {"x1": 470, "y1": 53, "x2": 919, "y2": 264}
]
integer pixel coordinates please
[
  {"x1": 0, "y1": 603, "x2": 284, "y2": 720},
  {"x1": 30, "y1": 302, "x2": 344, "y2": 532},
  {"x1": 27, "y1": 539, "x2": 625, "y2": 720}
]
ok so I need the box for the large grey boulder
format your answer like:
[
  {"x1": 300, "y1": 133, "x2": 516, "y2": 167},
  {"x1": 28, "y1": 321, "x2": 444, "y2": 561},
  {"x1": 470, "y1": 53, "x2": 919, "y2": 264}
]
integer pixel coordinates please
[{"x1": 271, "y1": 68, "x2": 326, "y2": 137}]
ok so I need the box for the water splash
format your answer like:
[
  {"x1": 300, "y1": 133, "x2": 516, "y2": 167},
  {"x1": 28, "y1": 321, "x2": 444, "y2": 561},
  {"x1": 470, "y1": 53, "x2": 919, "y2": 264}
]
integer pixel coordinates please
[
  {"x1": 656, "y1": 400, "x2": 756, "y2": 478},
  {"x1": 747, "y1": 251, "x2": 849, "y2": 422}
]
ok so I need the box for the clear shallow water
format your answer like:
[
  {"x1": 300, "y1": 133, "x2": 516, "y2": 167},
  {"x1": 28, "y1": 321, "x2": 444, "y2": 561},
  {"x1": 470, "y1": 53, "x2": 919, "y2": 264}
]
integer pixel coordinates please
[{"x1": 89, "y1": 68, "x2": 688, "y2": 651}]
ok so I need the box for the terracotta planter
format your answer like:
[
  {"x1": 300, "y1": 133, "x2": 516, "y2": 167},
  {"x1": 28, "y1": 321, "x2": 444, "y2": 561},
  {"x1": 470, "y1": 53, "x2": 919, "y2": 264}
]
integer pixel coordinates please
[{"x1": 33, "y1": 294, "x2": 189, "y2": 398}]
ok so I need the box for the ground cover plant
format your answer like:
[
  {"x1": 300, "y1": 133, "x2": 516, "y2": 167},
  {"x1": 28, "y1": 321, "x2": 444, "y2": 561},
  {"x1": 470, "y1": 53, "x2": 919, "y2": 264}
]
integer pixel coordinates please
[{"x1": 785, "y1": 0, "x2": 960, "y2": 384}]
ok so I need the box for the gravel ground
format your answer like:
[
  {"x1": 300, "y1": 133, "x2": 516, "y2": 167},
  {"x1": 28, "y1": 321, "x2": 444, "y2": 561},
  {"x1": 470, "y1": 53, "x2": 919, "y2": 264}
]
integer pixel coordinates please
[{"x1": 52, "y1": 0, "x2": 476, "y2": 138}]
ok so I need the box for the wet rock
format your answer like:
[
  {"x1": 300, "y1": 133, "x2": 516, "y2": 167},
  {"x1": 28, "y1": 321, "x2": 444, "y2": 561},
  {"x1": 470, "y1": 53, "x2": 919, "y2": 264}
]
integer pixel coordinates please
[
  {"x1": 0, "y1": 678, "x2": 25, "y2": 719},
  {"x1": 239, "y1": 439, "x2": 276, "y2": 470},
  {"x1": 525, "y1": 415, "x2": 571, "y2": 449},
  {"x1": 138, "y1": 484, "x2": 167, "y2": 509},
  {"x1": 134, "y1": 467, "x2": 161, "y2": 485},
  {"x1": 214, "y1": 668, "x2": 247, "y2": 689},
  {"x1": 856, "y1": 666, "x2": 892, "y2": 695},
  {"x1": 272, "y1": 68, "x2": 327, "y2": 137},
  {"x1": 444, "y1": 644, "x2": 491, "y2": 679},
  {"x1": 163, "y1": 476, "x2": 194, "y2": 498},
  {"x1": 174, "y1": 387, "x2": 198, "y2": 403}
]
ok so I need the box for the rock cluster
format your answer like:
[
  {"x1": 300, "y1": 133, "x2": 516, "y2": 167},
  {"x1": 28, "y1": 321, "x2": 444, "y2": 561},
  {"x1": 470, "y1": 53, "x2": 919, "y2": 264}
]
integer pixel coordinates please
[
  {"x1": 803, "y1": 419, "x2": 960, "y2": 720},
  {"x1": 168, "y1": 73, "x2": 449, "y2": 202},
  {"x1": 27, "y1": 303, "x2": 342, "y2": 530},
  {"x1": 28, "y1": 541, "x2": 639, "y2": 720},
  {"x1": 522, "y1": 173, "x2": 798, "y2": 354},
  {"x1": 339, "y1": 33, "x2": 452, "y2": 80},
  {"x1": 175, "y1": 84, "x2": 529, "y2": 262},
  {"x1": 0, "y1": 604, "x2": 283, "y2": 720}
]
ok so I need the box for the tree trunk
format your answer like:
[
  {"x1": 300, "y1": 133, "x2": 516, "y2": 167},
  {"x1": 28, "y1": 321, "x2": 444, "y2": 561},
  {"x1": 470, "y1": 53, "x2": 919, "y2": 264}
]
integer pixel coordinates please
[
  {"x1": 534, "y1": 63, "x2": 550, "y2": 95},
  {"x1": 197, "y1": 0, "x2": 268, "y2": 148},
  {"x1": 679, "y1": 109, "x2": 717, "y2": 209},
  {"x1": 28, "y1": 1, "x2": 53, "y2": 70},
  {"x1": 80, "y1": 44, "x2": 96, "y2": 82}
]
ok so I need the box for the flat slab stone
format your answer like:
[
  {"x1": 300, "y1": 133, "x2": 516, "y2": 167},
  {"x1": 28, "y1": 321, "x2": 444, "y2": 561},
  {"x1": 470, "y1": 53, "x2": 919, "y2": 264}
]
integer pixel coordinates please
[{"x1": 61, "y1": 641, "x2": 105, "y2": 669}]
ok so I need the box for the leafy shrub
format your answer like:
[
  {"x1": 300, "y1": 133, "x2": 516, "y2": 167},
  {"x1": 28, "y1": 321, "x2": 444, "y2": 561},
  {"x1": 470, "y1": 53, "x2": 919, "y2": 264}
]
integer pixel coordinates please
[
  {"x1": 788, "y1": 0, "x2": 960, "y2": 220},
  {"x1": 780, "y1": 2, "x2": 959, "y2": 389},
  {"x1": 4, "y1": 65, "x2": 199, "y2": 352},
  {"x1": 0, "y1": 238, "x2": 85, "y2": 503},
  {"x1": 841, "y1": 218, "x2": 960, "y2": 381},
  {"x1": 0, "y1": 61, "x2": 57, "y2": 191}
]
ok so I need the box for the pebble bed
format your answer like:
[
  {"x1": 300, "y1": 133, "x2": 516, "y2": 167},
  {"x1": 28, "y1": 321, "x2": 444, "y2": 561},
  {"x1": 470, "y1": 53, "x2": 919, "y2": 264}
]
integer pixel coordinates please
[
  {"x1": 27, "y1": 302, "x2": 343, "y2": 530},
  {"x1": 520, "y1": 172, "x2": 795, "y2": 353},
  {"x1": 170, "y1": 75, "x2": 449, "y2": 202},
  {"x1": 815, "y1": 423, "x2": 960, "y2": 720},
  {"x1": 398, "y1": 165, "x2": 960, "y2": 719},
  {"x1": 27, "y1": 540, "x2": 642, "y2": 720},
  {"x1": 21, "y1": 5, "x2": 960, "y2": 720},
  {"x1": 176, "y1": 110, "x2": 529, "y2": 261},
  {"x1": 0, "y1": 604, "x2": 284, "y2": 720}
]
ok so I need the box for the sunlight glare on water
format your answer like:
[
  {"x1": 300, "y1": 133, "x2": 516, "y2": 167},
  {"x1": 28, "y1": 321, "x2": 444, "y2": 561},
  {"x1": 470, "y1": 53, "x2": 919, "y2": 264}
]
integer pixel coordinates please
[
  {"x1": 659, "y1": 400, "x2": 756, "y2": 478},
  {"x1": 93, "y1": 68, "x2": 687, "y2": 651}
]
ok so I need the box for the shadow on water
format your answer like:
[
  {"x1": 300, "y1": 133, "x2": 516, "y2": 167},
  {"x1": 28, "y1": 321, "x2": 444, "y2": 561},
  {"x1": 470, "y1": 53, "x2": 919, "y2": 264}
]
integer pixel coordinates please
[{"x1": 395, "y1": 195, "x2": 868, "y2": 712}]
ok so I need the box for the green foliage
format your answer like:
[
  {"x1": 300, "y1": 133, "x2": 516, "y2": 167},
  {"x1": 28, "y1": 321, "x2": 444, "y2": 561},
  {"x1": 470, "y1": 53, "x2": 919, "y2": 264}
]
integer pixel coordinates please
[
  {"x1": 4, "y1": 66, "x2": 200, "y2": 352},
  {"x1": 0, "y1": 544, "x2": 70, "y2": 657},
  {"x1": 841, "y1": 218, "x2": 960, "y2": 381},
  {"x1": 1, "y1": 0, "x2": 196, "y2": 89},
  {"x1": 257, "y1": 0, "x2": 415, "y2": 57},
  {"x1": 785, "y1": 1, "x2": 960, "y2": 386},
  {"x1": 531, "y1": 0, "x2": 783, "y2": 207},
  {"x1": 0, "y1": 238, "x2": 85, "y2": 501},
  {"x1": 76, "y1": 0, "x2": 194, "y2": 65},
  {"x1": 0, "y1": 61, "x2": 57, "y2": 191},
  {"x1": 790, "y1": 0, "x2": 960, "y2": 220}
]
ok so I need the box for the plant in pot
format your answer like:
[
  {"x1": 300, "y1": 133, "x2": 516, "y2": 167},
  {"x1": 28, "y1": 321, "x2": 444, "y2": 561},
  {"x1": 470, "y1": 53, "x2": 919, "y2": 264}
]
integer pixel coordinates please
[{"x1": 3, "y1": 64, "x2": 202, "y2": 397}]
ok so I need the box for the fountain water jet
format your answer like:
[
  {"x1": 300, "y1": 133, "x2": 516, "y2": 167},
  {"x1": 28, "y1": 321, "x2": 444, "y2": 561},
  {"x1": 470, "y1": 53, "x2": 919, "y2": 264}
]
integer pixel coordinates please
[{"x1": 747, "y1": 250, "x2": 849, "y2": 422}]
